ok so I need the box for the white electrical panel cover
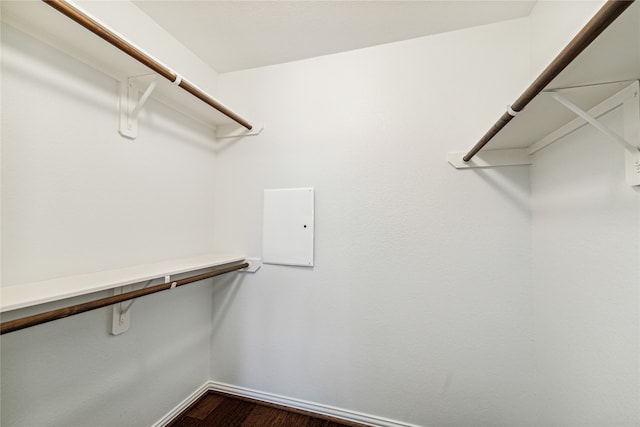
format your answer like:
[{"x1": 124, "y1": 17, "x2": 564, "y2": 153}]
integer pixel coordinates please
[{"x1": 262, "y1": 188, "x2": 314, "y2": 267}]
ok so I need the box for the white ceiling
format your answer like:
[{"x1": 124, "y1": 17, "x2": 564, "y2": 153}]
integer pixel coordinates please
[{"x1": 133, "y1": 1, "x2": 536, "y2": 73}]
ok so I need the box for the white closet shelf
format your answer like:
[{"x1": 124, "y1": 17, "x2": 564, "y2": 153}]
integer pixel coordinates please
[
  {"x1": 0, "y1": 0, "x2": 256, "y2": 134},
  {"x1": 453, "y1": 1, "x2": 639, "y2": 161},
  {"x1": 0, "y1": 253, "x2": 246, "y2": 313}
]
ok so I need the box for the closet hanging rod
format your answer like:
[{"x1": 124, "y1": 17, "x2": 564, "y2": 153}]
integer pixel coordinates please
[
  {"x1": 0, "y1": 261, "x2": 249, "y2": 335},
  {"x1": 43, "y1": 0, "x2": 253, "y2": 131},
  {"x1": 463, "y1": 0, "x2": 634, "y2": 162}
]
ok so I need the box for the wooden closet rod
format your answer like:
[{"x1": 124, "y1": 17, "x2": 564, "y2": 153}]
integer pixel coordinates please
[
  {"x1": 0, "y1": 261, "x2": 249, "y2": 335},
  {"x1": 43, "y1": 0, "x2": 253, "y2": 131},
  {"x1": 463, "y1": 0, "x2": 634, "y2": 162}
]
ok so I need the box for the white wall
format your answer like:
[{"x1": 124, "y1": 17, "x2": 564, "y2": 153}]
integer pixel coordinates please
[
  {"x1": 210, "y1": 19, "x2": 536, "y2": 426},
  {"x1": 527, "y1": 1, "x2": 639, "y2": 424},
  {"x1": 530, "y1": 107, "x2": 639, "y2": 426},
  {"x1": 0, "y1": 22, "x2": 235, "y2": 426},
  {"x1": 3, "y1": 2, "x2": 637, "y2": 426}
]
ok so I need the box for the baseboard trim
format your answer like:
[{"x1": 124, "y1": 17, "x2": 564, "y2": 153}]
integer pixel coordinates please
[
  {"x1": 153, "y1": 382, "x2": 210, "y2": 427},
  {"x1": 206, "y1": 381, "x2": 421, "y2": 427}
]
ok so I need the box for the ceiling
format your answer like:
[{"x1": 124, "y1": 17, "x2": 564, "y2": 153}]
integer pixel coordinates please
[{"x1": 133, "y1": 1, "x2": 536, "y2": 73}]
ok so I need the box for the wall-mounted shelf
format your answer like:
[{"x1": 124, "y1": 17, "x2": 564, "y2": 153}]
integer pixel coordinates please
[
  {"x1": 0, "y1": 254, "x2": 264, "y2": 335},
  {"x1": 449, "y1": 0, "x2": 640, "y2": 185},
  {"x1": 0, "y1": 0, "x2": 261, "y2": 138},
  {"x1": 0, "y1": 253, "x2": 246, "y2": 313}
]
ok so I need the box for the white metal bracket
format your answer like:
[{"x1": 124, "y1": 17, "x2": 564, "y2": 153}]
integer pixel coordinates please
[
  {"x1": 215, "y1": 123, "x2": 264, "y2": 139},
  {"x1": 549, "y1": 92, "x2": 638, "y2": 152},
  {"x1": 243, "y1": 258, "x2": 262, "y2": 273},
  {"x1": 549, "y1": 87, "x2": 640, "y2": 186},
  {"x1": 622, "y1": 85, "x2": 640, "y2": 186},
  {"x1": 111, "y1": 285, "x2": 132, "y2": 335},
  {"x1": 447, "y1": 148, "x2": 532, "y2": 169},
  {"x1": 111, "y1": 277, "x2": 159, "y2": 335},
  {"x1": 118, "y1": 76, "x2": 159, "y2": 139}
]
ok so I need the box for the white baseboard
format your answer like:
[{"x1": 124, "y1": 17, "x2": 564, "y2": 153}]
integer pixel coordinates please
[
  {"x1": 154, "y1": 380, "x2": 421, "y2": 427},
  {"x1": 153, "y1": 382, "x2": 210, "y2": 427},
  {"x1": 206, "y1": 381, "x2": 422, "y2": 427}
]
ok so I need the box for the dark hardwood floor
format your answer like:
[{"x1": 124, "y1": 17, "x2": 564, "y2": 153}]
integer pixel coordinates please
[{"x1": 168, "y1": 391, "x2": 371, "y2": 427}]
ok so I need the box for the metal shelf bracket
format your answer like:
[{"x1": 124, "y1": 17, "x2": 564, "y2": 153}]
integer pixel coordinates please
[
  {"x1": 549, "y1": 92, "x2": 638, "y2": 152},
  {"x1": 111, "y1": 277, "x2": 160, "y2": 335},
  {"x1": 111, "y1": 285, "x2": 132, "y2": 335},
  {"x1": 447, "y1": 148, "x2": 532, "y2": 169},
  {"x1": 243, "y1": 258, "x2": 262, "y2": 273},
  {"x1": 623, "y1": 84, "x2": 640, "y2": 186},
  {"x1": 118, "y1": 75, "x2": 159, "y2": 139},
  {"x1": 215, "y1": 123, "x2": 264, "y2": 139},
  {"x1": 549, "y1": 86, "x2": 640, "y2": 186}
]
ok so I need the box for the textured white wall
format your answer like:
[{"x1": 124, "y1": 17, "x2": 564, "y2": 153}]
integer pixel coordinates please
[
  {"x1": 530, "y1": 107, "x2": 639, "y2": 426},
  {"x1": 210, "y1": 19, "x2": 535, "y2": 426},
  {"x1": 4, "y1": 2, "x2": 635, "y2": 426},
  {"x1": 0, "y1": 22, "x2": 230, "y2": 426},
  {"x1": 527, "y1": 2, "x2": 640, "y2": 422}
]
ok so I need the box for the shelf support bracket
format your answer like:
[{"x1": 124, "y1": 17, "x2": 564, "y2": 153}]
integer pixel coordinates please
[
  {"x1": 111, "y1": 286, "x2": 132, "y2": 335},
  {"x1": 549, "y1": 92, "x2": 638, "y2": 153},
  {"x1": 623, "y1": 85, "x2": 640, "y2": 186},
  {"x1": 447, "y1": 148, "x2": 532, "y2": 169},
  {"x1": 243, "y1": 258, "x2": 262, "y2": 273},
  {"x1": 111, "y1": 278, "x2": 158, "y2": 335},
  {"x1": 550, "y1": 90, "x2": 640, "y2": 186},
  {"x1": 215, "y1": 123, "x2": 264, "y2": 139},
  {"x1": 118, "y1": 76, "x2": 159, "y2": 140}
]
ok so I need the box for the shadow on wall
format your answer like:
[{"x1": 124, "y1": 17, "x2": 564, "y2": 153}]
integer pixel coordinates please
[
  {"x1": 470, "y1": 166, "x2": 530, "y2": 216},
  {"x1": 210, "y1": 273, "x2": 246, "y2": 340},
  {"x1": 143, "y1": 98, "x2": 232, "y2": 154},
  {"x1": 0, "y1": 279, "x2": 216, "y2": 426},
  {"x1": 206, "y1": 134, "x2": 251, "y2": 156},
  {"x1": 2, "y1": 23, "x2": 226, "y2": 156},
  {"x1": 2, "y1": 31, "x2": 117, "y2": 118}
]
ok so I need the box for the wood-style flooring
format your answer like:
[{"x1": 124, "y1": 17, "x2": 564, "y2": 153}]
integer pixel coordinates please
[{"x1": 168, "y1": 391, "x2": 370, "y2": 427}]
